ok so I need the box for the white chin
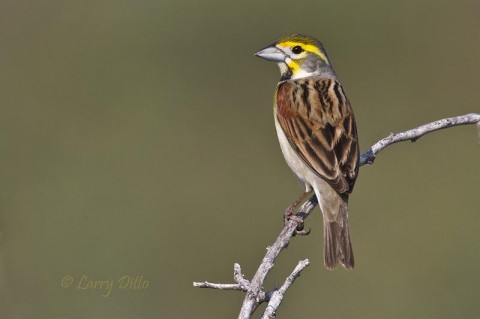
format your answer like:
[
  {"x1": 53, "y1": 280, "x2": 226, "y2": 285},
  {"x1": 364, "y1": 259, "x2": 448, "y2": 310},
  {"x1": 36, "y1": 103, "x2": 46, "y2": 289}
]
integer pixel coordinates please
[
  {"x1": 277, "y1": 62, "x2": 289, "y2": 75},
  {"x1": 291, "y1": 69, "x2": 316, "y2": 80}
]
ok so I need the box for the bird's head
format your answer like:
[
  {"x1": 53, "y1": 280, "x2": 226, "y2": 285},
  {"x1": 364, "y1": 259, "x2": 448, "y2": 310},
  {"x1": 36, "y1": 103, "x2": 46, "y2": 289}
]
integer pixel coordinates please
[{"x1": 255, "y1": 34, "x2": 336, "y2": 81}]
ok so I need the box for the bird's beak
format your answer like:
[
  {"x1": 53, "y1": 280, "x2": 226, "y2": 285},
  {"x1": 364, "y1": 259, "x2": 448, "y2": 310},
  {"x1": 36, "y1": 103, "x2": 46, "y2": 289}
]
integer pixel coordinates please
[{"x1": 254, "y1": 45, "x2": 286, "y2": 62}]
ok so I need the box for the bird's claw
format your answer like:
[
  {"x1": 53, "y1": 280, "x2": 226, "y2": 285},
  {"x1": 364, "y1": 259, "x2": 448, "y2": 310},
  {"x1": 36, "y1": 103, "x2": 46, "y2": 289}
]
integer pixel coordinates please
[
  {"x1": 284, "y1": 210, "x2": 311, "y2": 236},
  {"x1": 293, "y1": 227, "x2": 311, "y2": 236}
]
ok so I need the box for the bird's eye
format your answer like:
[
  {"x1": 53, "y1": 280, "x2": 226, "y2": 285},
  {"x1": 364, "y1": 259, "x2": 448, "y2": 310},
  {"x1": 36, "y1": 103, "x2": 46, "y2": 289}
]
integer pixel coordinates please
[{"x1": 292, "y1": 46, "x2": 304, "y2": 54}]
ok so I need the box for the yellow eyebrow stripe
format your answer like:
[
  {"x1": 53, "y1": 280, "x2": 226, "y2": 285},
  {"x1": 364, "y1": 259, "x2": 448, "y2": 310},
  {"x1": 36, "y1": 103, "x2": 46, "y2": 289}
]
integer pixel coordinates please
[{"x1": 278, "y1": 41, "x2": 329, "y2": 64}]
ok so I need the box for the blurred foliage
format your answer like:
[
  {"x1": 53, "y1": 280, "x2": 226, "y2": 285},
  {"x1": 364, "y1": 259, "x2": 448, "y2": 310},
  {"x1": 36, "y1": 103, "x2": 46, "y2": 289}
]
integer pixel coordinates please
[{"x1": 0, "y1": 0, "x2": 479, "y2": 318}]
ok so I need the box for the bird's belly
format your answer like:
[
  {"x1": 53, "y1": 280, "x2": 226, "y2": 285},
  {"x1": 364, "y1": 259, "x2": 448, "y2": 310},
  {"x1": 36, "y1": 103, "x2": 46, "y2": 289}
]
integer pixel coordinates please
[{"x1": 274, "y1": 115, "x2": 319, "y2": 192}]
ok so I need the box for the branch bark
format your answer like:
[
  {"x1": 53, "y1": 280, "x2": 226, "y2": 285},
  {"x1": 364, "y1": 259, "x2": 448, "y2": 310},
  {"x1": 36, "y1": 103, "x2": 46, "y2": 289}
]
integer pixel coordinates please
[
  {"x1": 238, "y1": 197, "x2": 318, "y2": 318},
  {"x1": 193, "y1": 263, "x2": 250, "y2": 292},
  {"x1": 262, "y1": 259, "x2": 310, "y2": 319},
  {"x1": 359, "y1": 113, "x2": 480, "y2": 165},
  {"x1": 193, "y1": 113, "x2": 480, "y2": 318}
]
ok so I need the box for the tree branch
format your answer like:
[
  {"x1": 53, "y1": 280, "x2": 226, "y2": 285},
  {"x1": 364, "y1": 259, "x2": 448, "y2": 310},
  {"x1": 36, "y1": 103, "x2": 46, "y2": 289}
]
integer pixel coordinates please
[
  {"x1": 238, "y1": 197, "x2": 317, "y2": 318},
  {"x1": 193, "y1": 282, "x2": 245, "y2": 291},
  {"x1": 262, "y1": 259, "x2": 310, "y2": 319},
  {"x1": 360, "y1": 113, "x2": 480, "y2": 165},
  {"x1": 193, "y1": 263, "x2": 250, "y2": 292},
  {"x1": 193, "y1": 113, "x2": 480, "y2": 318}
]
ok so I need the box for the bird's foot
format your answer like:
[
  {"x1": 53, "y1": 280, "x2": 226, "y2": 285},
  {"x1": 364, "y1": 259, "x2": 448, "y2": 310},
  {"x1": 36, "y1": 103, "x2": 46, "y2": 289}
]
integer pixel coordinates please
[
  {"x1": 283, "y1": 190, "x2": 312, "y2": 236},
  {"x1": 284, "y1": 209, "x2": 311, "y2": 236}
]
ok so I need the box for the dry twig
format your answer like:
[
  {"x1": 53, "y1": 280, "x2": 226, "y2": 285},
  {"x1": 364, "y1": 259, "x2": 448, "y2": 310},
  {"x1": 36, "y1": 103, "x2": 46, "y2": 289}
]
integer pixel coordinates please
[{"x1": 262, "y1": 259, "x2": 311, "y2": 319}]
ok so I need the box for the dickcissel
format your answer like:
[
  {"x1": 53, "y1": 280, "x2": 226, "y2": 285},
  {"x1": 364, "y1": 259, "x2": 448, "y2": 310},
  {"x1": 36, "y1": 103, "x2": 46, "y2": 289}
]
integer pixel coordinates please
[{"x1": 255, "y1": 34, "x2": 359, "y2": 269}]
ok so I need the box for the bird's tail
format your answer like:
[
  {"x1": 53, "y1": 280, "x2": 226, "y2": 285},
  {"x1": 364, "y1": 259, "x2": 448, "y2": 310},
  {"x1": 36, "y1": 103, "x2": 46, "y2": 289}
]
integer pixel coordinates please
[{"x1": 323, "y1": 197, "x2": 354, "y2": 270}]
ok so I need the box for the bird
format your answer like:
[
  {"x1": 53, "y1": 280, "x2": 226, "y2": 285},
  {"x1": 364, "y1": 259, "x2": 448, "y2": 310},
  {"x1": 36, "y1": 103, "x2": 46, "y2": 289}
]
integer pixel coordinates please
[{"x1": 255, "y1": 34, "x2": 360, "y2": 270}]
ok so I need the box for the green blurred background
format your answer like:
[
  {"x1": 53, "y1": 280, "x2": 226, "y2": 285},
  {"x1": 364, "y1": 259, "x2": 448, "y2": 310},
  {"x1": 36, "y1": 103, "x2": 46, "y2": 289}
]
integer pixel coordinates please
[{"x1": 0, "y1": 0, "x2": 479, "y2": 318}]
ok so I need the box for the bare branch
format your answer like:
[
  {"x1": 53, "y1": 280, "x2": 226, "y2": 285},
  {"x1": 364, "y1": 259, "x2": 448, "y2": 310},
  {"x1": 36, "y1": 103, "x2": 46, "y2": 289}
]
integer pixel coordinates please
[
  {"x1": 193, "y1": 281, "x2": 246, "y2": 291},
  {"x1": 238, "y1": 197, "x2": 318, "y2": 318},
  {"x1": 262, "y1": 259, "x2": 310, "y2": 319},
  {"x1": 360, "y1": 113, "x2": 480, "y2": 165},
  {"x1": 234, "y1": 263, "x2": 251, "y2": 290},
  {"x1": 193, "y1": 263, "x2": 250, "y2": 292}
]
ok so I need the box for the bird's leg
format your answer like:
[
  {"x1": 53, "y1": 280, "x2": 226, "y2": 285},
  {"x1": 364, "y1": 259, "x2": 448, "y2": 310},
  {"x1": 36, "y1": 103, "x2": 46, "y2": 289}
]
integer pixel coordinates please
[
  {"x1": 284, "y1": 190, "x2": 311, "y2": 218},
  {"x1": 284, "y1": 190, "x2": 312, "y2": 236}
]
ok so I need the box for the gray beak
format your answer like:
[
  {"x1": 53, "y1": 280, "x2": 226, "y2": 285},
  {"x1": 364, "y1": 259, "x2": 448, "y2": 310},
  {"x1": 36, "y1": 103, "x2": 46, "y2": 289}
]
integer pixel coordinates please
[{"x1": 254, "y1": 45, "x2": 286, "y2": 62}]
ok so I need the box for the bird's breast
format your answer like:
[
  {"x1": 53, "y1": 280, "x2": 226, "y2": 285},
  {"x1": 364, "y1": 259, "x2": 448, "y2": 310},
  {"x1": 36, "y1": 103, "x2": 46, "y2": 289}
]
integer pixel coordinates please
[{"x1": 274, "y1": 111, "x2": 318, "y2": 192}]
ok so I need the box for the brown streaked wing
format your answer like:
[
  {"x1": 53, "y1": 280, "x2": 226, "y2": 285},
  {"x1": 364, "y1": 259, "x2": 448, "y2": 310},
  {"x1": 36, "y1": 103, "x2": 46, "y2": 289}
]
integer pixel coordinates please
[{"x1": 275, "y1": 79, "x2": 359, "y2": 194}]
